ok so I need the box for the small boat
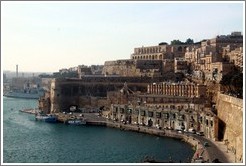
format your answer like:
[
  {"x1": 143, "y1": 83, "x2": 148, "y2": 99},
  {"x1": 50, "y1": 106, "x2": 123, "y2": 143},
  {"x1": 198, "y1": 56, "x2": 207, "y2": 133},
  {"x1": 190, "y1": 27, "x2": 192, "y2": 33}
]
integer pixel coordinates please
[
  {"x1": 66, "y1": 118, "x2": 86, "y2": 125},
  {"x1": 35, "y1": 114, "x2": 57, "y2": 123}
]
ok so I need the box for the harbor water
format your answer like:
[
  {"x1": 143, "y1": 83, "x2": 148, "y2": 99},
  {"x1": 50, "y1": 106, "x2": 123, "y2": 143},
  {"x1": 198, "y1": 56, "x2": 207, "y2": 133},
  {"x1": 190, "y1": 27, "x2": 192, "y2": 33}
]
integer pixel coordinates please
[{"x1": 3, "y1": 97, "x2": 194, "y2": 163}]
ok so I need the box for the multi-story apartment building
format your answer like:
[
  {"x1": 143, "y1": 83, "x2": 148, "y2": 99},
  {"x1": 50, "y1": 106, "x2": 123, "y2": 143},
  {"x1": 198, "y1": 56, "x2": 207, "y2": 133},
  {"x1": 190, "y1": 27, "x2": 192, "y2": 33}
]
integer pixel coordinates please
[
  {"x1": 108, "y1": 82, "x2": 218, "y2": 140},
  {"x1": 184, "y1": 32, "x2": 243, "y2": 81},
  {"x1": 110, "y1": 102, "x2": 218, "y2": 140},
  {"x1": 131, "y1": 43, "x2": 189, "y2": 60},
  {"x1": 223, "y1": 47, "x2": 243, "y2": 71}
]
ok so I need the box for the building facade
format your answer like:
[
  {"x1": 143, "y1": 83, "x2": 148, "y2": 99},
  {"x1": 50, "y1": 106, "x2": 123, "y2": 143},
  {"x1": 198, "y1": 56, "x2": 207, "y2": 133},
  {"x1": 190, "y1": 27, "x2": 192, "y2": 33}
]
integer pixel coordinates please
[{"x1": 147, "y1": 82, "x2": 207, "y2": 98}]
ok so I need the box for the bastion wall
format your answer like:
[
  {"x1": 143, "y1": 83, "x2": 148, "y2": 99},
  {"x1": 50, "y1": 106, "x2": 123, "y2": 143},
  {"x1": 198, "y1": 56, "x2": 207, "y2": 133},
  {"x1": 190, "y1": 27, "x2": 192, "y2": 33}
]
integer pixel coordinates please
[{"x1": 216, "y1": 92, "x2": 243, "y2": 162}]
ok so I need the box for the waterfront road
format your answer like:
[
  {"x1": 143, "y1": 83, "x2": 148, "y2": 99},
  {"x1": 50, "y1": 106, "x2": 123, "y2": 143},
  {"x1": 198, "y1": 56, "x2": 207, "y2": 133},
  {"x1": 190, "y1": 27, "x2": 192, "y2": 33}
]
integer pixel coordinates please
[
  {"x1": 112, "y1": 122, "x2": 236, "y2": 163},
  {"x1": 187, "y1": 133, "x2": 235, "y2": 163}
]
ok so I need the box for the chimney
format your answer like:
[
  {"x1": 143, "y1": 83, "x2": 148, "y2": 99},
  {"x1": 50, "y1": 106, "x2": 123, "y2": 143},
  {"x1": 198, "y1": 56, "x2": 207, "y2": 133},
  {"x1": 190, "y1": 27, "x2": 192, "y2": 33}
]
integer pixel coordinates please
[{"x1": 16, "y1": 64, "x2": 18, "y2": 78}]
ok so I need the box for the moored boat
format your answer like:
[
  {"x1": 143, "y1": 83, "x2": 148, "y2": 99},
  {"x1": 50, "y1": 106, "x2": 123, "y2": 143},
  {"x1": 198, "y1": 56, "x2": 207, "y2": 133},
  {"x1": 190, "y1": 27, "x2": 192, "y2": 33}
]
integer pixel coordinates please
[
  {"x1": 35, "y1": 114, "x2": 57, "y2": 123},
  {"x1": 66, "y1": 118, "x2": 87, "y2": 125}
]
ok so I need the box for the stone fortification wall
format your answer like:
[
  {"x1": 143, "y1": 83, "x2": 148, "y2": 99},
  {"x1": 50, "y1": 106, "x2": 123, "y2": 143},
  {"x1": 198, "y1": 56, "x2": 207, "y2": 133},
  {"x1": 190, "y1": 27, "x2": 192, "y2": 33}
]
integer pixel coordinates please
[
  {"x1": 102, "y1": 60, "x2": 137, "y2": 76},
  {"x1": 216, "y1": 92, "x2": 243, "y2": 162},
  {"x1": 49, "y1": 77, "x2": 168, "y2": 114},
  {"x1": 102, "y1": 59, "x2": 163, "y2": 77}
]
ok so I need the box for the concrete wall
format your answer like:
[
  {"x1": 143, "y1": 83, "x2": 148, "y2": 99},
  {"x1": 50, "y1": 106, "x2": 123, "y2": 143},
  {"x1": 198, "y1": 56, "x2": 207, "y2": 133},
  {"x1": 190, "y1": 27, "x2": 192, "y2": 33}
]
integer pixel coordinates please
[{"x1": 216, "y1": 92, "x2": 243, "y2": 162}]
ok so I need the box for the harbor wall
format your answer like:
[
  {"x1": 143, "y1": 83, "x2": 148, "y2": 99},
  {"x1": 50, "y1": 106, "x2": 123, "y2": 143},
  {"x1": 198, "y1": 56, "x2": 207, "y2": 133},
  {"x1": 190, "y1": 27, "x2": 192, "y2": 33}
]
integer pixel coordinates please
[{"x1": 105, "y1": 122, "x2": 205, "y2": 162}]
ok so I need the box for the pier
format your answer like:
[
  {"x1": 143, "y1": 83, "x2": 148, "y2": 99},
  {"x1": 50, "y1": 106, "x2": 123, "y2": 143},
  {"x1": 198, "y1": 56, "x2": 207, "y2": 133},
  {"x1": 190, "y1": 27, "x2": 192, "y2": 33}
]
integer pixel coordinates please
[{"x1": 19, "y1": 108, "x2": 38, "y2": 114}]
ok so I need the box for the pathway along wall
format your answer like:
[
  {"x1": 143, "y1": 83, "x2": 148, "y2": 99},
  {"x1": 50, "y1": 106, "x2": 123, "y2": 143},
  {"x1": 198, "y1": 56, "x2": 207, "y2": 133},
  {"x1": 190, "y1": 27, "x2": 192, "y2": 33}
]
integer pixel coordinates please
[{"x1": 216, "y1": 92, "x2": 243, "y2": 162}]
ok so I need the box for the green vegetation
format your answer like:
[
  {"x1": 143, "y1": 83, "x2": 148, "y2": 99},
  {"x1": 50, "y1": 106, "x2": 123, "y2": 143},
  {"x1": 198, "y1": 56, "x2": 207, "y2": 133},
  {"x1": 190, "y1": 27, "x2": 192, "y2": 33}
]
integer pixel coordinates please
[
  {"x1": 170, "y1": 38, "x2": 194, "y2": 45},
  {"x1": 220, "y1": 66, "x2": 243, "y2": 98}
]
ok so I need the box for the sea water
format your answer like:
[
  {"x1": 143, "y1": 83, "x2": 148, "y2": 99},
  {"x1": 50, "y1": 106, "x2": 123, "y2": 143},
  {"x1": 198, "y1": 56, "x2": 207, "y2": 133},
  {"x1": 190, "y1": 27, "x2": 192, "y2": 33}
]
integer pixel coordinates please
[{"x1": 2, "y1": 97, "x2": 194, "y2": 163}]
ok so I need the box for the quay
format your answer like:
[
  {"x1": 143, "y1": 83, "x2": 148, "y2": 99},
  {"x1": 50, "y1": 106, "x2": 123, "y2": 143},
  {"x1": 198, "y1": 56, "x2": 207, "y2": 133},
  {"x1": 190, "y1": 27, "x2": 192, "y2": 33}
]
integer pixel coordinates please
[{"x1": 19, "y1": 109, "x2": 233, "y2": 163}]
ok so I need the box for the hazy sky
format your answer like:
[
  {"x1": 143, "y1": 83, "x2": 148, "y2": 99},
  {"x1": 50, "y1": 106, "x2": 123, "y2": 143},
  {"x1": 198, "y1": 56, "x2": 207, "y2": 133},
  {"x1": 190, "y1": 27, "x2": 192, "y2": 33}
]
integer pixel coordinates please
[{"x1": 1, "y1": 1, "x2": 244, "y2": 73}]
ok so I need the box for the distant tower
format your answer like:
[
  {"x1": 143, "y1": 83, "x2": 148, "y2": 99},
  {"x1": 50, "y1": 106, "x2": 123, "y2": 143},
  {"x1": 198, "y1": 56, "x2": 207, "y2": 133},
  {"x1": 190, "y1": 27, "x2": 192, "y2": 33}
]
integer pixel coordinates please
[{"x1": 16, "y1": 64, "x2": 18, "y2": 78}]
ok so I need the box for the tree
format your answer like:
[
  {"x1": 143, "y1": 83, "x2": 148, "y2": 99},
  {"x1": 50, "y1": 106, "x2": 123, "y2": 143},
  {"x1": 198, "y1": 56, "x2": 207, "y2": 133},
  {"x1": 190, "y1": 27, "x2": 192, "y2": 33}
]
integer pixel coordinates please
[
  {"x1": 185, "y1": 38, "x2": 194, "y2": 44},
  {"x1": 220, "y1": 67, "x2": 243, "y2": 98},
  {"x1": 170, "y1": 40, "x2": 183, "y2": 45}
]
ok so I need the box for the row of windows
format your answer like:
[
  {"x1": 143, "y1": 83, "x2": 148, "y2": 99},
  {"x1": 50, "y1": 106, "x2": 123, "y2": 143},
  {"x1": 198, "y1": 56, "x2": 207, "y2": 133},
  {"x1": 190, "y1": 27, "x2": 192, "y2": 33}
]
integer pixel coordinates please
[
  {"x1": 132, "y1": 54, "x2": 163, "y2": 60},
  {"x1": 114, "y1": 108, "x2": 213, "y2": 127},
  {"x1": 135, "y1": 47, "x2": 162, "y2": 54}
]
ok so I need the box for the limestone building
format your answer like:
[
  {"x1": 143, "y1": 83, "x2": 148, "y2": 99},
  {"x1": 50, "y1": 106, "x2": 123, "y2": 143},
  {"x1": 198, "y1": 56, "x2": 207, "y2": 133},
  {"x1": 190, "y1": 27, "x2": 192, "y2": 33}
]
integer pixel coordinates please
[
  {"x1": 131, "y1": 43, "x2": 189, "y2": 60},
  {"x1": 184, "y1": 32, "x2": 243, "y2": 81},
  {"x1": 147, "y1": 81, "x2": 207, "y2": 98},
  {"x1": 108, "y1": 82, "x2": 218, "y2": 140}
]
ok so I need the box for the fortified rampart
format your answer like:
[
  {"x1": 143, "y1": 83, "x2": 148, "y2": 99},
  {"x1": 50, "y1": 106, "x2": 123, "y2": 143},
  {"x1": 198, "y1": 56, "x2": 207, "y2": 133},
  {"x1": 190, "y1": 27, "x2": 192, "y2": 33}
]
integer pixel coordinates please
[
  {"x1": 102, "y1": 59, "x2": 163, "y2": 77},
  {"x1": 50, "y1": 76, "x2": 170, "y2": 113},
  {"x1": 216, "y1": 92, "x2": 243, "y2": 162}
]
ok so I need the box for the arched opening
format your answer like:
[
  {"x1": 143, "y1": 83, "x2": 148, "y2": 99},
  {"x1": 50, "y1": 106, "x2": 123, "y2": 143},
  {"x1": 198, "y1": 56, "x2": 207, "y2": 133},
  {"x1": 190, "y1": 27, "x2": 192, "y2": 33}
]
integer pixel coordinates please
[{"x1": 178, "y1": 46, "x2": 182, "y2": 52}]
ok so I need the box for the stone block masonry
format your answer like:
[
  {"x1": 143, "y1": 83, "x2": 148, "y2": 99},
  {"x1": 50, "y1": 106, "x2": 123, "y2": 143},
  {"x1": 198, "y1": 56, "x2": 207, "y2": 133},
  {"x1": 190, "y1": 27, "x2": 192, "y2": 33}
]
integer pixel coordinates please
[{"x1": 216, "y1": 92, "x2": 243, "y2": 162}]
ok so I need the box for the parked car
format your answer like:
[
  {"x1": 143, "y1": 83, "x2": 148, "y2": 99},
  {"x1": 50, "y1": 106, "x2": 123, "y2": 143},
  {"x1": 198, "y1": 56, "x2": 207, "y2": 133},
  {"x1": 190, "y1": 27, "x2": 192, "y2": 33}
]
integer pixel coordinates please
[
  {"x1": 188, "y1": 128, "x2": 196, "y2": 134},
  {"x1": 204, "y1": 142, "x2": 209, "y2": 147},
  {"x1": 196, "y1": 131, "x2": 204, "y2": 136},
  {"x1": 178, "y1": 130, "x2": 183, "y2": 134}
]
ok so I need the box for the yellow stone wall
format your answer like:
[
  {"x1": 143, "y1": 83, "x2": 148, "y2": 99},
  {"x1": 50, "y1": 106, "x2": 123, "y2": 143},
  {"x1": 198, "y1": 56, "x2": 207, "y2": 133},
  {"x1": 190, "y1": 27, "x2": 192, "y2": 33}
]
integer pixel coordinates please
[{"x1": 216, "y1": 92, "x2": 243, "y2": 162}]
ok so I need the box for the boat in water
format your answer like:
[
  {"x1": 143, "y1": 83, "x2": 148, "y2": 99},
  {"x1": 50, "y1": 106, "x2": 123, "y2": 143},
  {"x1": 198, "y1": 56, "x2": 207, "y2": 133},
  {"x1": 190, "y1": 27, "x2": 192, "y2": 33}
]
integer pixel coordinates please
[
  {"x1": 35, "y1": 114, "x2": 57, "y2": 123},
  {"x1": 4, "y1": 90, "x2": 44, "y2": 99},
  {"x1": 65, "y1": 117, "x2": 87, "y2": 125},
  {"x1": 4, "y1": 82, "x2": 45, "y2": 99}
]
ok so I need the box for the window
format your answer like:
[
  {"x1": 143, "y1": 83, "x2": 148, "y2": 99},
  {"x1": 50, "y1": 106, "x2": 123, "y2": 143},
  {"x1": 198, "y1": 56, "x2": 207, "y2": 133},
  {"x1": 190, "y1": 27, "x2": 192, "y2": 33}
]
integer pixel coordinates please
[
  {"x1": 210, "y1": 120, "x2": 213, "y2": 127},
  {"x1": 163, "y1": 113, "x2": 169, "y2": 119},
  {"x1": 120, "y1": 108, "x2": 124, "y2": 114},
  {"x1": 156, "y1": 112, "x2": 161, "y2": 118},
  {"x1": 148, "y1": 111, "x2": 153, "y2": 117}
]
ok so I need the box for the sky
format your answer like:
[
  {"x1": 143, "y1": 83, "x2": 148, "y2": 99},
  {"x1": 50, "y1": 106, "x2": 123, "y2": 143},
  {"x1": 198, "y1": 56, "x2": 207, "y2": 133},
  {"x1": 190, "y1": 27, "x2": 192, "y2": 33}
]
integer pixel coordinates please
[{"x1": 1, "y1": 1, "x2": 244, "y2": 73}]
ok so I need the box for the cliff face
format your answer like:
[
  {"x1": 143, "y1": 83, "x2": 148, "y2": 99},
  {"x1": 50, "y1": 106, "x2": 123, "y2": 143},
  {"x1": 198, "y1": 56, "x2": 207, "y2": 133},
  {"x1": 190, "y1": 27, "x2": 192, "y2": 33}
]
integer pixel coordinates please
[{"x1": 216, "y1": 92, "x2": 243, "y2": 162}]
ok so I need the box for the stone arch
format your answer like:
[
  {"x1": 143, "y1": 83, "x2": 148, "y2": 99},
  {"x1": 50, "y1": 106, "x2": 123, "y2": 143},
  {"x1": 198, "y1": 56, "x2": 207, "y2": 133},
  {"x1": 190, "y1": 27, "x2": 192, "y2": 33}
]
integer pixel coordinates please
[
  {"x1": 152, "y1": 55, "x2": 154, "y2": 60},
  {"x1": 155, "y1": 55, "x2": 157, "y2": 59},
  {"x1": 159, "y1": 54, "x2": 163, "y2": 59},
  {"x1": 178, "y1": 46, "x2": 182, "y2": 52}
]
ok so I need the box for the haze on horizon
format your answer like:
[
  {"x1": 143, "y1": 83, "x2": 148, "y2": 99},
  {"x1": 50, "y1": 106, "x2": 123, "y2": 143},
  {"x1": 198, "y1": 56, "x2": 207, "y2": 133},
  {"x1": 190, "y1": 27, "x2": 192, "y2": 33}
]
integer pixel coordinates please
[{"x1": 1, "y1": 1, "x2": 244, "y2": 73}]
